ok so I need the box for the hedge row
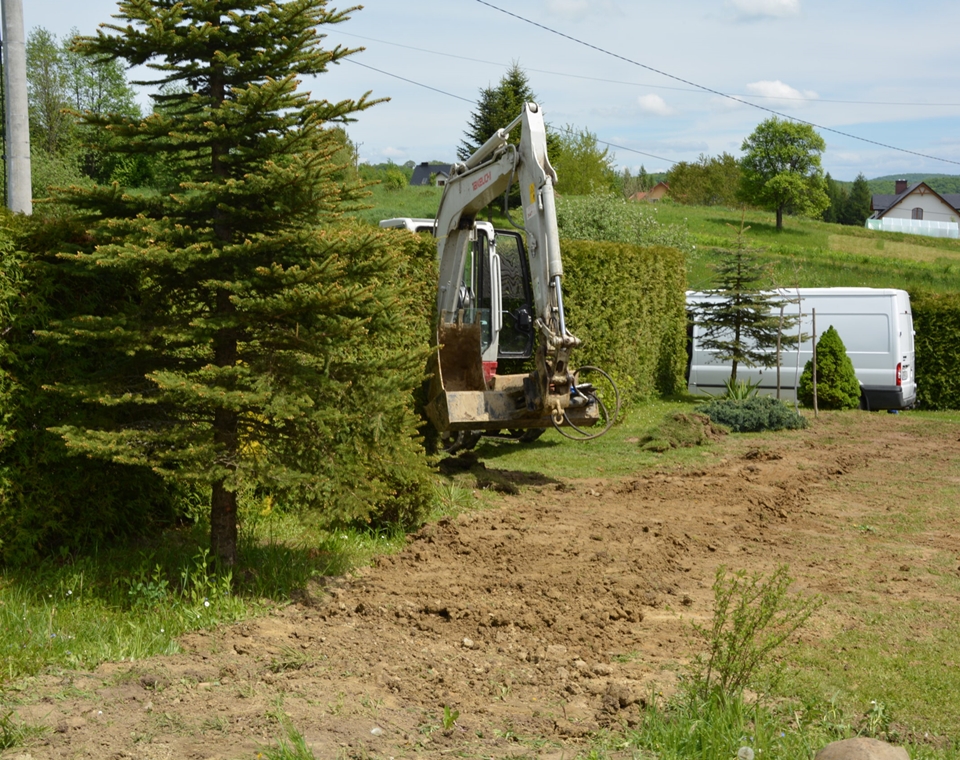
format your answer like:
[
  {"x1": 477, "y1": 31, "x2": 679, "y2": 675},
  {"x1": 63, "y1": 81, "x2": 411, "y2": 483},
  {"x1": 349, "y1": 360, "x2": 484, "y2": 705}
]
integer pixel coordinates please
[
  {"x1": 560, "y1": 240, "x2": 688, "y2": 405},
  {"x1": 0, "y1": 221, "x2": 438, "y2": 565},
  {"x1": 910, "y1": 290, "x2": 960, "y2": 410}
]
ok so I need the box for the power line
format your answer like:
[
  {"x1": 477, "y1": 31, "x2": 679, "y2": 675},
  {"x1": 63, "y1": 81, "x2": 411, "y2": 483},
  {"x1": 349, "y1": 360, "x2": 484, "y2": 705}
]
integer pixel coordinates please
[
  {"x1": 473, "y1": 0, "x2": 960, "y2": 167},
  {"x1": 554, "y1": 125, "x2": 677, "y2": 165},
  {"x1": 335, "y1": 29, "x2": 960, "y2": 109},
  {"x1": 345, "y1": 59, "x2": 677, "y2": 165},
  {"x1": 345, "y1": 60, "x2": 474, "y2": 104}
]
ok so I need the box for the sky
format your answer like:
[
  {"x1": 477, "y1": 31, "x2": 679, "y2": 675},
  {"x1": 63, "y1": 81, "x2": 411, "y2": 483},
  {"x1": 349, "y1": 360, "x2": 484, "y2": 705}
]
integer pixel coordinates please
[{"x1": 21, "y1": 0, "x2": 960, "y2": 181}]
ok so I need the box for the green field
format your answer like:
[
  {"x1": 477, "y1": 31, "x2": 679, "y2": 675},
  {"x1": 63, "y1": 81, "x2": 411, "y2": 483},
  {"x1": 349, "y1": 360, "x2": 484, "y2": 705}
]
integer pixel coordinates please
[
  {"x1": 353, "y1": 186, "x2": 960, "y2": 294},
  {"x1": 653, "y1": 202, "x2": 960, "y2": 293}
]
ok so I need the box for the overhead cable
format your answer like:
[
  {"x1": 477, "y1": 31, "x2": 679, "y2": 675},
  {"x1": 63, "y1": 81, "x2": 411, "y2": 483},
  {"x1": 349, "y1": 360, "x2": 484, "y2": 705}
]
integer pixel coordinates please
[
  {"x1": 473, "y1": 0, "x2": 960, "y2": 167},
  {"x1": 335, "y1": 29, "x2": 960, "y2": 108},
  {"x1": 345, "y1": 59, "x2": 677, "y2": 165}
]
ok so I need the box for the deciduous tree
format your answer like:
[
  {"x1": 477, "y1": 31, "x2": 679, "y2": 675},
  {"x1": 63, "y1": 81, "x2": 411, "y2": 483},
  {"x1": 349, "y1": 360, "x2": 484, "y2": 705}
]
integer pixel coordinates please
[
  {"x1": 26, "y1": 26, "x2": 142, "y2": 190},
  {"x1": 667, "y1": 153, "x2": 741, "y2": 207},
  {"x1": 551, "y1": 125, "x2": 618, "y2": 196},
  {"x1": 26, "y1": 28, "x2": 75, "y2": 155},
  {"x1": 739, "y1": 118, "x2": 829, "y2": 231}
]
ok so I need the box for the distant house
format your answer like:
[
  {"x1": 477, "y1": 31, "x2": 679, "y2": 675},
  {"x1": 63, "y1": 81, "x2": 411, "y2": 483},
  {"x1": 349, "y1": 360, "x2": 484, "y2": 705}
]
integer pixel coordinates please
[
  {"x1": 629, "y1": 181, "x2": 669, "y2": 202},
  {"x1": 410, "y1": 162, "x2": 452, "y2": 187},
  {"x1": 868, "y1": 179, "x2": 960, "y2": 238}
]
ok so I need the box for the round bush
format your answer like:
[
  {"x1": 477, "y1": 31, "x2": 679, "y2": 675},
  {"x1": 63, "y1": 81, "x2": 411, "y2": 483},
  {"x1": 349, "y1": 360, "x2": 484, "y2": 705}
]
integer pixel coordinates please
[{"x1": 798, "y1": 326, "x2": 861, "y2": 409}]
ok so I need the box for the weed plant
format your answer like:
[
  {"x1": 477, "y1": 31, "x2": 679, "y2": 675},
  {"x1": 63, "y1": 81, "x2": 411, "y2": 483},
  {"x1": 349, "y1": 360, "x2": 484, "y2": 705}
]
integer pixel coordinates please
[
  {"x1": 0, "y1": 708, "x2": 47, "y2": 750},
  {"x1": 689, "y1": 565, "x2": 821, "y2": 700},
  {"x1": 629, "y1": 689, "x2": 834, "y2": 760},
  {"x1": 258, "y1": 720, "x2": 318, "y2": 760},
  {"x1": 625, "y1": 566, "x2": 829, "y2": 760}
]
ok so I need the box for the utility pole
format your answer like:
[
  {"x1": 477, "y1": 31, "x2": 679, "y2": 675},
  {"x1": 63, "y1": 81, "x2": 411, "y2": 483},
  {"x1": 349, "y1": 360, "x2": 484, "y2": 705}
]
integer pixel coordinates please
[{"x1": 1, "y1": 0, "x2": 31, "y2": 214}]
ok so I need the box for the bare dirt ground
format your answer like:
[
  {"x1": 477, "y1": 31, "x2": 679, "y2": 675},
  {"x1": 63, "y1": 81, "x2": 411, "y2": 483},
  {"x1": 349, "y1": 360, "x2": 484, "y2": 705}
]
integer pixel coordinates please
[{"x1": 6, "y1": 411, "x2": 960, "y2": 760}]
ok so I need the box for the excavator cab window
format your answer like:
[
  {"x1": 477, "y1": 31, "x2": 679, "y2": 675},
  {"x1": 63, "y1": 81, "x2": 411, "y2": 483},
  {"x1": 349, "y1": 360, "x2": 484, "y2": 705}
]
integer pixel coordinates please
[
  {"x1": 472, "y1": 229, "x2": 493, "y2": 352},
  {"x1": 492, "y1": 230, "x2": 535, "y2": 359}
]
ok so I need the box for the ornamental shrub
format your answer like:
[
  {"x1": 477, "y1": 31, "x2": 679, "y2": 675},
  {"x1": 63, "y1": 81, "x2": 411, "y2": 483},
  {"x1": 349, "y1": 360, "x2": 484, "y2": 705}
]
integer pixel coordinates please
[
  {"x1": 555, "y1": 193, "x2": 693, "y2": 255},
  {"x1": 797, "y1": 326, "x2": 861, "y2": 409},
  {"x1": 694, "y1": 397, "x2": 808, "y2": 433}
]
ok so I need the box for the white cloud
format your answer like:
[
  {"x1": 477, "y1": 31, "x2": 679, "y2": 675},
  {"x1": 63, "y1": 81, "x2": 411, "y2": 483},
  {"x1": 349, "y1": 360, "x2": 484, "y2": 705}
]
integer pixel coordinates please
[
  {"x1": 381, "y1": 147, "x2": 406, "y2": 158},
  {"x1": 637, "y1": 94, "x2": 676, "y2": 117},
  {"x1": 728, "y1": 0, "x2": 800, "y2": 19},
  {"x1": 544, "y1": 0, "x2": 621, "y2": 20},
  {"x1": 745, "y1": 80, "x2": 818, "y2": 107}
]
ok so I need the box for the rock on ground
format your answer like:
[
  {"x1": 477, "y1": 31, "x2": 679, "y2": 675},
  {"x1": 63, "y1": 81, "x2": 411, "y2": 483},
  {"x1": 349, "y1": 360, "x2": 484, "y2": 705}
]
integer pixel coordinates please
[{"x1": 815, "y1": 737, "x2": 910, "y2": 760}]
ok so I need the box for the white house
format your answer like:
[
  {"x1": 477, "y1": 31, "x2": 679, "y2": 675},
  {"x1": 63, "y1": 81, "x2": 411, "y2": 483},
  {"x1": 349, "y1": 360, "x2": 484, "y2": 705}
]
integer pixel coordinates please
[{"x1": 868, "y1": 179, "x2": 960, "y2": 238}]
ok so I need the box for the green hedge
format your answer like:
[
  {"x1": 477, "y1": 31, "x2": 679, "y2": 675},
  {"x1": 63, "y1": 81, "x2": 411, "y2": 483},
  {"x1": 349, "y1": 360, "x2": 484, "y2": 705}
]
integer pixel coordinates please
[
  {"x1": 910, "y1": 290, "x2": 960, "y2": 410},
  {"x1": 0, "y1": 221, "x2": 439, "y2": 565},
  {"x1": 560, "y1": 240, "x2": 687, "y2": 405}
]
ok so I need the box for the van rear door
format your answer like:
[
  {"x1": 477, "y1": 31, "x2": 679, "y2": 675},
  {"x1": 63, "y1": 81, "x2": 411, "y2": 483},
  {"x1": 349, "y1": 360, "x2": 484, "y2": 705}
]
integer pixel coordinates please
[{"x1": 895, "y1": 292, "x2": 917, "y2": 407}]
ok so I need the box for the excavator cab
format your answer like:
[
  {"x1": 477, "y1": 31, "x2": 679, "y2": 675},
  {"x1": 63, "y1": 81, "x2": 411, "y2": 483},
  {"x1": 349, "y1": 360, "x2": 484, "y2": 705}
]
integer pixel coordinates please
[
  {"x1": 380, "y1": 218, "x2": 536, "y2": 365},
  {"x1": 481, "y1": 230, "x2": 535, "y2": 360}
]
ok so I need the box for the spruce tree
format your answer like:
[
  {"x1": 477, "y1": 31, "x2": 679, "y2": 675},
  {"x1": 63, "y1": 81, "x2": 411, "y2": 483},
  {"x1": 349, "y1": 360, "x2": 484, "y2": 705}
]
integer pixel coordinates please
[
  {"x1": 842, "y1": 173, "x2": 872, "y2": 227},
  {"x1": 41, "y1": 0, "x2": 432, "y2": 566},
  {"x1": 821, "y1": 172, "x2": 847, "y2": 224},
  {"x1": 458, "y1": 62, "x2": 537, "y2": 161},
  {"x1": 694, "y1": 213, "x2": 798, "y2": 383}
]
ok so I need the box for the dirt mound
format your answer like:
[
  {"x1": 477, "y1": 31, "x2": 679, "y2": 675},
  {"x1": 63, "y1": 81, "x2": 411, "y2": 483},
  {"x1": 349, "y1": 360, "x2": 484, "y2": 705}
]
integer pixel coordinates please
[
  {"x1": 638, "y1": 411, "x2": 728, "y2": 451},
  {"x1": 9, "y1": 412, "x2": 960, "y2": 759}
]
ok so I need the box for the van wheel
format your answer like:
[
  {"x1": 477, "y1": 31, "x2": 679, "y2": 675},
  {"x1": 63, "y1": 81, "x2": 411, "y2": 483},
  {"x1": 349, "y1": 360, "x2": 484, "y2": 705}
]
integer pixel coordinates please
[{"x1": 858, "y1": 392, "x2": 870, "y2": 411}]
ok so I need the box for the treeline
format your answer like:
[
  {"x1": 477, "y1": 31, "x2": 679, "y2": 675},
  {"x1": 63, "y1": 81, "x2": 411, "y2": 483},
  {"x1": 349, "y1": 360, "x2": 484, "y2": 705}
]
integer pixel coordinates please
[
  {"x1": 25, "y1": 27, "x2": 153, "y2": 193},
  {"x1": 663, "y1": 153, "x2": 872, "y2": 227},
  {"x1": 19, "y1": 26, "x2": 364, "y2": 201},
  {"x1": 869, "y1": 175, "x2": 960, "y2": 195}
]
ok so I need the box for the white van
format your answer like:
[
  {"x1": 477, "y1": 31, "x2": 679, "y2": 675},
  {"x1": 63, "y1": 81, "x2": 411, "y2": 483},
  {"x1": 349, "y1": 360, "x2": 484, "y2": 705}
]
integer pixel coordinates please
[{"x1": 687, "y1": 288, "x2": 917, "y2": 410}]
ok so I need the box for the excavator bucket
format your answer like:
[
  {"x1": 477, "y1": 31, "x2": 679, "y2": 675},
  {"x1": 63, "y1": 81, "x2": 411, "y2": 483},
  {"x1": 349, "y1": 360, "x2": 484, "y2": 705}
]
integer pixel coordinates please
[{"x1": 424, "y1": 322, "x2": 600, "y2": 434}]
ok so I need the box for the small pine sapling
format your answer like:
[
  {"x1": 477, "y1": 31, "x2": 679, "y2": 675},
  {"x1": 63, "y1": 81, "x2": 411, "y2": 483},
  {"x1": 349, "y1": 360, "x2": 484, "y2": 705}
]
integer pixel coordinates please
[{"x1": 693, "y1": 210, "x2": 799, "y2": 384}]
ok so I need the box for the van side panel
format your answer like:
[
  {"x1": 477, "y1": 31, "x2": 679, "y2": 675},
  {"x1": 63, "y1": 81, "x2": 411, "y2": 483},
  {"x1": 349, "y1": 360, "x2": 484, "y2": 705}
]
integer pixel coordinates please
[{"x1": 687, "y1": 288, "x2": 916, "y2": 409}]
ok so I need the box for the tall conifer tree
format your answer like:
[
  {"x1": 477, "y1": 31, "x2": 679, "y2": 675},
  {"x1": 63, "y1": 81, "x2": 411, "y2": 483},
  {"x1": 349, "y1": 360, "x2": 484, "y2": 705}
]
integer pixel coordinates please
[
  {"x1": 458, "y1": 62, "x2": 537, "y2": 161},
  {"x1": 694, "y1": 213, "x2": 799, "y2": 383},
  {"x1": 842, "y1": 173, "x2": 872, "y2": 227},
  {"x1": 42, "y1": 0, "x2": 432, "y2": 566}
]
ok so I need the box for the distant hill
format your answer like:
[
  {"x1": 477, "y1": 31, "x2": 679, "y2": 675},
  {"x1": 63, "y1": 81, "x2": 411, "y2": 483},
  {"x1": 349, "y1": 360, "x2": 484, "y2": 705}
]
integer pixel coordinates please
[{"x1": 867, "y1": 174, "x2": 960, "y2": 195}]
